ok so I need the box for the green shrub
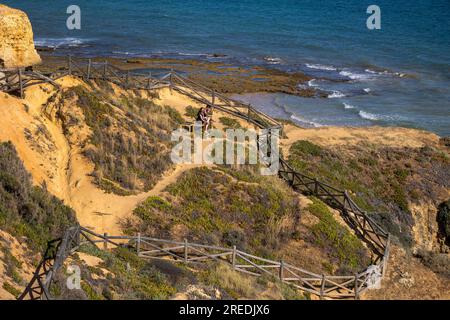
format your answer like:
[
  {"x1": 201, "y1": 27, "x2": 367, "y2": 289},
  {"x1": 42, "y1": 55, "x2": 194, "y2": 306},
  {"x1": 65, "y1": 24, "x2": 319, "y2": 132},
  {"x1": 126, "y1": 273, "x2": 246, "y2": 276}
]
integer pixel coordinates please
[
  {"x1": 134, "y1": 167, "x2": 300, "y2": 256},
  {"x1": 62, "y1": 86, "x2": 180, "y2": 194},
  {"x1": 437, "y1": 200, "x2": 450, "y2": 245},
  {"x1": 286, "y1": 140, "x2": 440, "y2": 248},
  {"x1": 2, "y1": 282, "x2": 21, "y2": 298},
  {"x1": 81, "y1": 282, "x2": 104, "y2": 300},
  {"x1": 200, "y1": 262, "x2": 256, "y2": 299},
  {"x1": 219, "y1": 117, "x2": 242, "y2": 129},
  {"x1": 0, "y1": 142, "x2": 76, "y2": 250},
  {"x1": 307, "y1": 198, "x2": 368, "y2": 272},
  {"x1": 290, "y1": 140, "x2": 323, "y2": 157},
  {"x1": 185, "y1": 106, "x2": 200, "y2": 119}
]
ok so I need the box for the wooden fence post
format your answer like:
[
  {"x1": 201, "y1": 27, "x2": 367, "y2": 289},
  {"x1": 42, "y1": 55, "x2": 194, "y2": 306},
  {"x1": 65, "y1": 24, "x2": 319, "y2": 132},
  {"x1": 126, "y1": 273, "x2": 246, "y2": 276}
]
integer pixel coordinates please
[
  {"x1": 18, "y1": 69, "x2": 23, "y2": 99},
  {"x1": 87, "y1": 59, "x2": 92, "y2": 80},
  {"x1": 169, "y1": 69, "x2": 173, "y2": 87},
  {"x1": 68, "y1": 56, "x2": 72, "y2": 75},
  {"x1": 354, "y1": 274, "x2": 360, "y2": 300},
  {"x1": 103, "y1": 232, "x2": 108, "y2": 250},
  {"x1": 184, "y1": 238, "x2": 188, "y2": 263},
  {"x1": 382, "y1": 235, "x2": 390, "y2": 277},
  {"x1": 126, "y1": 70, "x2": 130, "y2": 88},
  {"x1": 320, "y1": 274, "x2": 325, "y2": 300},
  {"x1": 136, "y1": 232, "x2": 141, "y2": 255},
  {"x1": 314, "y1": 178, "x2": 319, "y2": 195},
  {"x1": 279, "y1": 260, "x2": 284, "y2": 281},
  {"x1": 232, "y1": 246, "x2": 237, "y2": 269},
  {"x1": 212, "y1": 90, "x2": 215, "y2": 106},
  {"x1": 103, "y1": 60, "x2": 107, "y2": 80}
]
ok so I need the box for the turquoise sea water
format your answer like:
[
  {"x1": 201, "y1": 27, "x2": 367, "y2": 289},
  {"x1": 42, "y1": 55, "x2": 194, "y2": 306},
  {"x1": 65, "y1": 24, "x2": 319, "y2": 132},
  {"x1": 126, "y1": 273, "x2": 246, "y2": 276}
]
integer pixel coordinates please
[{"x1": 4, "y1": 0, "x2": 450, "y2": 135}]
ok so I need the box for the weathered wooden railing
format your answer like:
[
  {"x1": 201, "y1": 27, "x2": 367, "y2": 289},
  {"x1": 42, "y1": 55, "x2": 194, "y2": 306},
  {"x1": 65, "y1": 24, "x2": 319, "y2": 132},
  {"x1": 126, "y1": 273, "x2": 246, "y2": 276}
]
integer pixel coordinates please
[
  {"x1": 0, "y1": 69, "x2": 60, "y2": 98},
  {"x1": 64, "y1": 56, "x2": 171, "y2": 90},
  {"x1": 7, "y1": 56, "x2": 391, "y2": 300},
  {"x1": 19, "y1": 226, "x2": 390, "y2": 300}
]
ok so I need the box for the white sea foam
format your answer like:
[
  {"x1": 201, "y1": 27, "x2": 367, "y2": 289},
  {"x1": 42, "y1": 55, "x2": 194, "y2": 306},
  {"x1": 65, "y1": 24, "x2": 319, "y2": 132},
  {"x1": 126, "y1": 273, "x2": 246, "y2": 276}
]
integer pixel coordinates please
[
  {"x1": 358, "y1": 110, "x2": 382, "y2": 121},
  {"x1": 305, "y1": 63, "x2": 337, "y2": 71},
  {"x1": 328, "y1": 90, "x2": 346, "y2": 98},
  {"x1": 339, "y1": 70, "x2": 373, "y2": 81},
  {"x1": 307, "y1": 79, "x2": 318, "y2": 87},
  {"x1": 177, "y1": 52, "x2": 210, "y2": 56},
  {"x1": 290, "y1": 114, "x2": 323, "y2": 128},
  {"x1": 363, "y1": 88, "x2": 371, "y2": 93},
  {"x1": 35, "y1": 37, "x2": 90, "y2": 48},
  {"x1": 365, "y1": 69, "x2": 407, "y2": 78},
  {"x1": 343, "y1": 103, "x2": 356, "y2": 109},
  {"x1": 264, "y1": 56, "x2": 283, "y2": 64}
]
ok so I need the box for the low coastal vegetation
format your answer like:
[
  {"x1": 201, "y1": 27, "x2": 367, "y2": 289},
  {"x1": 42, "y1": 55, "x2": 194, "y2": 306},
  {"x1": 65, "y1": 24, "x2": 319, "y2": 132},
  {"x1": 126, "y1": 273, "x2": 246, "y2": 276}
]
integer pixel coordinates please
[
  {"x1": 58, "y1": 85, "x2": 184, "y2": 194},
  {"x1": 130, "y1": 166, "x2": 301, "y2": 258},
  {"x1": 287, "y1": 140, "x2": 450, "y2": 248},
  {"x1": 219, "y1": 117, "x2": 242, "y2": 129},
  {"x1": 0, "y1": 142, "x2": 76, "y2": 250},
  {"x1": 127, "y1": 165, "x2": 369, "y2": 274},
  {"x1": 306, "y1": 198, "x2": 369, "y2": 272},
  {"x1": 51, "y1": 243, "x2": 305, "y2": 300},
  {"x1": 52, "y1": 244, "x2": 177, "y2": 300}
]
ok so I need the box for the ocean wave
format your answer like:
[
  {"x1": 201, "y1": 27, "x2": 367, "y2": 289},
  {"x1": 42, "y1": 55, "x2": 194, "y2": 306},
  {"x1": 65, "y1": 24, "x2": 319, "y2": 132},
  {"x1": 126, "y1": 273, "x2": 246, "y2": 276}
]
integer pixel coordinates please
[
  {"x1": 339, "y1": 70, "x2": 373, "y2": 81},
  {"x1": 328, "y1": 90, "x2": 346, "y2": 98},
  {"x1": 358, "y1": 110, "x2": 383, "y2": 121},
  {"x1": 264, "y1": 56, "x2": 283, "y2": 64},
  {"x1": 365, "y1": 68, "x2": 407, "y2": 78},
  {"x1": 290, "y1": 114, "x2": 323, "y2": 128},
  {"x1": 343, "y1": 103, "x2": 356, "y2": 109},
  {"x1": 112, "y1": 51, "x2": 135, "y2": 55},
  {"x1": 307, "y1": 79, "x2": 318, "y2": 87},
  {"x1": 35, "y1": 37, "x2": 91, "y2": 48},
  {"x1": 305, "y1": 63, "x2": 337, "y2": 71},
  {"x1": 363, "y1": 88, "x2": 371, "y2": 93},
  {"x1": 177, "y1": 52, "x2": 210, "y2": 57}
]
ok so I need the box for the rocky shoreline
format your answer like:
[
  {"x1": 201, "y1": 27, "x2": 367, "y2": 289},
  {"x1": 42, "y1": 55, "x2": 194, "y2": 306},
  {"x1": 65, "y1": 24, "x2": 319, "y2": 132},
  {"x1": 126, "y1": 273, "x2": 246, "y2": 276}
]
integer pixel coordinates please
[{"x1": 35, "y1": 51, "x2": 330, "y2": 98}]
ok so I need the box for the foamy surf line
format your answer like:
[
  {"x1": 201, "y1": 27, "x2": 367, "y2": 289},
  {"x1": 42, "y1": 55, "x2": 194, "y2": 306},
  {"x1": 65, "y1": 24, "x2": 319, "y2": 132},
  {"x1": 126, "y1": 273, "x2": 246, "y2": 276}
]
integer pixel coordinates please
[
  {"x1": 328, "y1": 90, "x2": 346, "y2": 98},
  {"x1": 290, "y1": 114, "x2": 324, "y2": 128},
  {"x1": 343, "y1": 103, "x2": 356, "y2": 109},
  {"x1": 305, "y1": 63, "x2": 337, "y2": 71},
  {"x1": 270, "y1": 97, "x2": 323, "y2": 128},
  {"x1": 35, "y1": 37, "x2": 92, "y2": 48},
  {"x1": 358, "y1": 110, "x2": 384, "y2": 121}
]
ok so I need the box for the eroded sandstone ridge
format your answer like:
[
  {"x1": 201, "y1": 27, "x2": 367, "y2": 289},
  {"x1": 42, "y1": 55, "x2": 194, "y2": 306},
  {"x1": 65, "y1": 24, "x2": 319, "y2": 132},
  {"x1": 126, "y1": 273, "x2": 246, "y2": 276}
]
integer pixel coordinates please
[{"x1": 0, "y1": 4, "x2": 41, "y2": 69}]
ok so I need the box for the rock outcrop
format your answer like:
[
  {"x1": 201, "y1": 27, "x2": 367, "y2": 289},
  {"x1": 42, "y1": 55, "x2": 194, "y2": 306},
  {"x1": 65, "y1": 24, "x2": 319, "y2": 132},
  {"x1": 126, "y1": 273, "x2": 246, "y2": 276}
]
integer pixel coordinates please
[{"x1": 0, "y1": 4, "x2": 41, "y2": 69}]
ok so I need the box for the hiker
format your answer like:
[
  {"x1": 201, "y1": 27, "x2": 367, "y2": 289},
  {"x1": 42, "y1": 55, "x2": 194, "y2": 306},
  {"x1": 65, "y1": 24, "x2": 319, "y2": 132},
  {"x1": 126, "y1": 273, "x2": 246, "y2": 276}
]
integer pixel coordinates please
[{"x1": 196, "y1": 105, "x2": 213, "y2": 131}]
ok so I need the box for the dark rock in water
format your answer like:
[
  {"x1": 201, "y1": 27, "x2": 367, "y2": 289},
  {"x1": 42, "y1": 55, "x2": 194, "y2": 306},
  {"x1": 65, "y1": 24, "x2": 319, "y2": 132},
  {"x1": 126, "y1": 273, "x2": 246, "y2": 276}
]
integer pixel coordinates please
[
  {"x1": 126, "y1": 59, "x2": 143, "y2": 64},
  {"x1": 36, "y1": 46, "x2": 55, "y2": 52},
  {"x1": 211, "y1": 53, "x2": 227, "y2": 58}
]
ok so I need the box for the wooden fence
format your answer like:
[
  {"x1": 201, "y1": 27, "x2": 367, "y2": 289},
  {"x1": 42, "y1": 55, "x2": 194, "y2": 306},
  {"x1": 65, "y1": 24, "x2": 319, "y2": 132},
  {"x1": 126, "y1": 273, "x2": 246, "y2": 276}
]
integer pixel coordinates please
[
  {"x1": 19, "y1": 226, "x2": 390, "y2": 300},
  {"x1": 0, "y1": 69, "x2": 60, "y2": 98},
  {"x1": 5, "y1": 56, "x2": 391, "y2": 300}
]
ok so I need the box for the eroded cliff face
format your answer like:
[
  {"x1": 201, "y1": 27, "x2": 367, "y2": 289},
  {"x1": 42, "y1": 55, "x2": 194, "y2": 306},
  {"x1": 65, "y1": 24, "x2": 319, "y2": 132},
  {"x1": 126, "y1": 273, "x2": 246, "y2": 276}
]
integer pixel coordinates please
[{"x1": 0, "y1": 4, "x2": 41, "y2": 69}]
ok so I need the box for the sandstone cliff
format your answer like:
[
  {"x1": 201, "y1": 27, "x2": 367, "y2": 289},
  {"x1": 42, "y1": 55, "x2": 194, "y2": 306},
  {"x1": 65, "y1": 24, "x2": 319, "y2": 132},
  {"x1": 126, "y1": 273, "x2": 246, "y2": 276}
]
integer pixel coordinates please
[{"x1": 0, "y1": 4, "x2": 41, "y2": 69}]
